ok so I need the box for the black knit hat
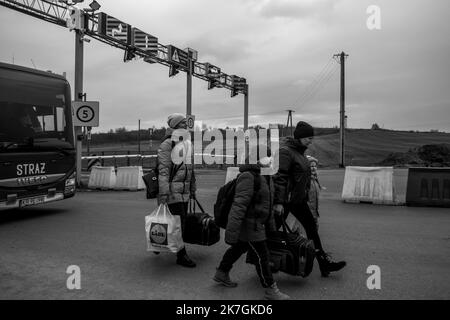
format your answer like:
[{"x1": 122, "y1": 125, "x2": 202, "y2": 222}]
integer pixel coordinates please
[{"x1": 294, "y1": 121, "x2": 314, "y2": 139}]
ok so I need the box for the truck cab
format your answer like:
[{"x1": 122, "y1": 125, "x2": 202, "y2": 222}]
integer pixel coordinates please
[{"x1": 0, "y1": 62, "x2": 76, "y2": 209}]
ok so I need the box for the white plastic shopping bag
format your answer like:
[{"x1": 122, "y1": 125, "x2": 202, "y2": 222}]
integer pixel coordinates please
[{"x1": 145, "y1": 204, "x2": 184, "y2": 253}]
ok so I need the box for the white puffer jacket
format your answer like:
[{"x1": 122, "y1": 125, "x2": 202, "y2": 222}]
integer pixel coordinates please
[{"x1": 157, "y1": 128, "x2": 196, "y2": 204}]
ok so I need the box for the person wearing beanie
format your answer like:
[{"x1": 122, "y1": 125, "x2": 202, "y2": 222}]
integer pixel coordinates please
[
  {"x1": 156, "y1": 113, "x2": 196, "y2": 268},
  {"x1": 294, "y1": 121, "x2": 314, "y2": 140},
  {"x1": 273, "y1": 121, "x2": 346, "y2": 277},
  {"x1": 167, "y1": 113, "x2": 186, "y2": 129},
  {"x1": 213, "y1": 145, "x2": 290, "y2": 300}
]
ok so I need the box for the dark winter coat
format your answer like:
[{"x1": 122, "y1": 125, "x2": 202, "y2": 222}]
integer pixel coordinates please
[
  {"x1": 225, "y1": 164, "x2": 277, "y2": 244},
  {"x1": 273, "y1": 137, "x2": 311, "y2": 206}
]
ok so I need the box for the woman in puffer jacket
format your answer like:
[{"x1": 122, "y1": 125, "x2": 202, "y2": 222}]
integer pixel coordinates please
[
  {"x1": 213, "y1": 146, "x2": 290, "y2": 300},
  {"x1": 158, "y1": 113, "x2": 196, "y2": 268}
]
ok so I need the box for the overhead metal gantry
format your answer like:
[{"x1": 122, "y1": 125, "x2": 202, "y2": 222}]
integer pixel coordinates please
[
  {"x1": 0, "y1": 0, "x2": 248, "y2": 96},
  {"x1": 1, "y1": 0, "x2": 250, "y2": 184}
]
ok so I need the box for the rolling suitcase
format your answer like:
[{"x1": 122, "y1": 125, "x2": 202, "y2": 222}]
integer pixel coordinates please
[
  {"x1": 246, "y1": 220, "x2": 316, "y2": 277},
  {"x1": 183, "y1": 197, "x2": 220, "y2": 246}
]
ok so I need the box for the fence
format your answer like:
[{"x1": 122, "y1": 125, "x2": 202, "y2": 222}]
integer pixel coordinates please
[{"x1": 81, "y1": 151, "x2": 237, "y2": 172}]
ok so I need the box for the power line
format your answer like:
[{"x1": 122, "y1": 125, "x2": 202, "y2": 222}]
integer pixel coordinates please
[
  {"x1": 202, "y1": 58, "x2": 340, "y2": 123},
  {"x1": 292, "y1": 58, "x2": 334, "y2": 107},
  {"x1": 295, "y1": 64, "x2": 339, "y2": 108}
]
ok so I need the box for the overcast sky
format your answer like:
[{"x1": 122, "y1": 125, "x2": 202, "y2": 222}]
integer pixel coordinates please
[{"x1": 1, "y1": 0, "x2": 449, "y2": 132}]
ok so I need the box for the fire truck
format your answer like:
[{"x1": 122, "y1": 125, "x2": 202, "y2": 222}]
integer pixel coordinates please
[{"x1": 0, "y1": 62, "x2": 76, "y2": 209}]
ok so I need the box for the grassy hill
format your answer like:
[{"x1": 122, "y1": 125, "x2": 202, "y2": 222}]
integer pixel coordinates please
[
  {"x1": 82, "y1": 129, "x2": 450, "y2": 168},
  {"x1": 307, "y1": 129, "x2": 450, "y2": 167}
]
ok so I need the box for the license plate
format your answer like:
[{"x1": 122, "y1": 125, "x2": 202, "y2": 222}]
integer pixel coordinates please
[{"x1": 19, "y1": 196, "x2": 45, "y2": 207}]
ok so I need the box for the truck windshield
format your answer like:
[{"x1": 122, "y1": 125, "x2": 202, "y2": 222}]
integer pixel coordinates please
[{"x1": 0, "y1": 72, "x2": 73, "y2": 151}]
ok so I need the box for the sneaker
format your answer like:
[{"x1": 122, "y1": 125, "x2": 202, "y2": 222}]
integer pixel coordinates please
[
  {"x1": 213, "y1": 269, "x2": 238, "y2": 287},
  {"x1": 264, "y1": 283, "x2": 290, "y2": 300}
]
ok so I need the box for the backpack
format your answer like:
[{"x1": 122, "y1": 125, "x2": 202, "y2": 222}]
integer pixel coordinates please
[
  {"x1": 213, "y1": 171, "x2": 261, "y2": 229},
  {"x1": 142, "y1": 135, "x2": 178, "y2": 199}
]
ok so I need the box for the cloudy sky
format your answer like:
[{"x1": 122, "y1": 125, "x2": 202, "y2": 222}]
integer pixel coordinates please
[{"x1": 1, "y1": 0, "x2": 449, "y2": 132}]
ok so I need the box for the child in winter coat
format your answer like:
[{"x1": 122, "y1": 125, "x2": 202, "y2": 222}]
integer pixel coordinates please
[
  {"x1": 306, "y1": 155, "x2": 321, "y2": 230},
  {"x1": 213, "y1": 146, "x2": 290, "y2": 300}
]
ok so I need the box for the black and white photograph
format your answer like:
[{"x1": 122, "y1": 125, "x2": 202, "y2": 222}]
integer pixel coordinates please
[{"x1": 0, "y1": 0, "x2": 449, "y2": 305}]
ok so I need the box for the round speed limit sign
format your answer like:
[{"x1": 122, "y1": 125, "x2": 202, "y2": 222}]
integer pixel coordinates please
[
  {"x1": 186, "y1": 115, "x2": 195, "y2": 131},
  {"x1": 72, "y1": 101, "x2": 99, "y2": 127},
  {"x1": 76, "y1": 105, "x2": 95, "y2": 123}
]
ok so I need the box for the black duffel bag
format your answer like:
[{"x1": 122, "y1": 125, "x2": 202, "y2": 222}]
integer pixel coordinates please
[
  {"x1": 246, "y1": 220, "x2": 316, "y2": 277},
  {"x1": 183, "y1": 197, "x2": 220, "y2": 246}
]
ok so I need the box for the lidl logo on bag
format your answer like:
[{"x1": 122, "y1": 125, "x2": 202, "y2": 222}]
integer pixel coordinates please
[{"x1": 150, "y1": 223, "x2": 168, "y2": 245}]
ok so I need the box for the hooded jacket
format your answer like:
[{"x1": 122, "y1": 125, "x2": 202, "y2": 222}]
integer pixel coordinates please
[
  {"x1": 273, "y1": 137, "x2": 311, "y2": 206},
  {"x1": 225, "y1": 164, "x2": 277, "y2": 244},
  {"x1": 157, "y1": 128, "x2": 196, "y2": 204}
]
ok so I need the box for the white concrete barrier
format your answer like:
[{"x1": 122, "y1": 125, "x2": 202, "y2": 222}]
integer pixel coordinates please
[
  {"x1": 88, "y1": 166, "x2": 116, "y2": 190},
  {"x1": 115, "y1": 166, "x2": 145, "y2": 191},
  {"x1": 225, "y1": 167, "x2": 240, "y2": 184},
  {"x1": 342, "y1": 166, "x2": 397, "y2": 205}
]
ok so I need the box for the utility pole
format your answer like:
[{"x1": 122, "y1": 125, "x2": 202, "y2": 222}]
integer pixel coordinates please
[
  {"x1": 187, "y1": 57, "x2": 192, "y2": 116},
  {"x1": 74, "y1": 30, "x2": 84, "y2": 186},
  {"x1": 333, "y1": 51, "x2": 348, "y2": 168},
  {"x1": 286, "y1": 109, "x2": 294, "y2": 136},
  {"x1": 244, "y1": 84, "x2": 249, "y2": 131},
  {"x1": 138, "y1": 119, "x2": 141, "y2": 154}
]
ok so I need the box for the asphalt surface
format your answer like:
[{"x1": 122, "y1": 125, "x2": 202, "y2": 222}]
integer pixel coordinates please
[{"x1": 0, "y1": 169, "x2": 449, "y2": 300}]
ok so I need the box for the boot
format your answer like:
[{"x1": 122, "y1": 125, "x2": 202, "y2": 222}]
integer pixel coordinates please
[
  {"x1": 213, "y1": 269, "x2": 238, "y2": 287},
  {"x1": 316, "y1": 250, "x2": 346, "y2": 277},
  {"x1": 264, "y1": 282, "x2": 290, "y2": 300},
  {"x1": 176, "y1": 248, "x2": 196, "y2": 268}
]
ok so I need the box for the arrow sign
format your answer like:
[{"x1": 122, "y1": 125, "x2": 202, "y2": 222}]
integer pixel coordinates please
[
  {"x1": 132, "y1": 28, "x2": 158, "y2": 56},
  {"x1": 97, "y1": 12, "x2": 132, "y2": 45}
]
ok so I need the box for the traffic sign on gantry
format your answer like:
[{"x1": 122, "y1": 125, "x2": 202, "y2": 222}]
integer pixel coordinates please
[
  {"x1": 167, "y1": 45, "x2": 189, "y2": 70},
  {"x1": 97, "y1": 12, "x2": 132, "y2": 45},
  {"x1": 131, "y1": 28, "x2": 158, "y2": 56}
]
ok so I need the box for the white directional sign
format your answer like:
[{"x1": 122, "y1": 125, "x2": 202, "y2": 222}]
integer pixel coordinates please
[
  {"x1": 132, "y1": 28, "x2": 158, "y2": 56},
  {"x1": 72, "y1": 101, "x2": 100, "y2": 127},
  {"x1": 186, "y1": 115, "x2": 195, "y2": 131},
  {"x1": 97, "y1": 12, "x2": 132, "y2": 45}
]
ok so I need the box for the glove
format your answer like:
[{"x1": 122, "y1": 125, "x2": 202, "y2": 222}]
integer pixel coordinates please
[
  {"x1": 273, "y1": 204, "x2": 284, "y2": 216},
  {"x1": 159, "y1": 194, "x2": 169, "y2": 204}
]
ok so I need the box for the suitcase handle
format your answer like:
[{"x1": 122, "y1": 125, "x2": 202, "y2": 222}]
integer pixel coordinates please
[
  {"x1": 281, "y1": 219, "x2": 294, "y2": 235},
  {"x1": 188, "y1": 196, "x2": 206, "y2": 214}
]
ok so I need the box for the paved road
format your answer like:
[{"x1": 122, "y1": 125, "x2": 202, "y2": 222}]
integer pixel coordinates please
[{"x1": 0, "y1": 169, "x2": 449, "y2": 299}]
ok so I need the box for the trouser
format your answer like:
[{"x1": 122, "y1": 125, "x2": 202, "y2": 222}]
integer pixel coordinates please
[
  {"x1": 286, "y1": 202, "x2": 324, "y2": 253},
  {"x1": 168, "y1": 202, "x2": 189, "y2": 256},
  {"x1": 218, "y1": 241, "x2": 274, "y2": 288}
]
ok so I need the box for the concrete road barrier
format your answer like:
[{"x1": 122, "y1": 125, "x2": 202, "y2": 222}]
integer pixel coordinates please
[
  {"x1": 406, "y1": 167, "x2": 450, "y2": 207},
  {"x1": 342, "y1": 166, "x2": 398, "y2": 205},
  {"x1": 115, "y1": 166, "x2": 145, "y2": 191},
  {"x1": 88, "y1": 166, "x2": 116, "y2": 190},
  {"x1": 225, "y1": 167, "x2": 240, "y2": 184}
]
